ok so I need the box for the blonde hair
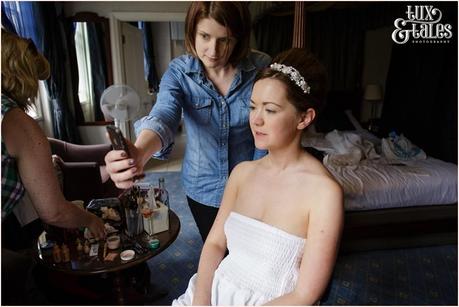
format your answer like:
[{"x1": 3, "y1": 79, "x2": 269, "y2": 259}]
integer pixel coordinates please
[{"x1": 1, "y1": 29, "x2": 50, "y2": 110}]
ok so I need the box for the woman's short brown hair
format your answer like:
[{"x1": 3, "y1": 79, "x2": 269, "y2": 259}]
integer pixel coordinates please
[
  {"x1": 255, "y1": 48, "x2": 328, "y2": 120},
  {"x1": 1, "y1": 29, "x2": 50, "y2": 110},
  {"x1": 184, "y1": 1, "x2": 251, "y2": 66}
]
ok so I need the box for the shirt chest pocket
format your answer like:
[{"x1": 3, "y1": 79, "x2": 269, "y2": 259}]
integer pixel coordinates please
[
  {"x1": 190, "y1": 97, "x2": 213, "y2": 125},
  {"x1": 230, "y1": 98, "x2": 250, "y2": 128}
]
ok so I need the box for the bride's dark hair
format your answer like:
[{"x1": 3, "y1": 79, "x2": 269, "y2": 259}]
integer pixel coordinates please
[{"x1": 255, "y1": 48, "x2": 328, "y2": 118}]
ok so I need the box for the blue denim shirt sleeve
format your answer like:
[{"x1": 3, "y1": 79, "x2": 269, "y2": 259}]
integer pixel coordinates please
[{"x1": 134, "y1": 59, "x2": 185, "y2": 160}]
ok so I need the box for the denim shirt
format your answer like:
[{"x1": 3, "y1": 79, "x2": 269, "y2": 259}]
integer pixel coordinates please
[{"x1": 135, "y1": 51, "x2": 270, "y2": 207}]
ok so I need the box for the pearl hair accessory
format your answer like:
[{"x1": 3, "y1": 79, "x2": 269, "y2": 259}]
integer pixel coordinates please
[{"x1": 270, "y1": 63, "x2": 311, "y2": 94}]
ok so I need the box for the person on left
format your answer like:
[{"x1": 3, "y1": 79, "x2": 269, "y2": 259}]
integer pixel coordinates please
[{"x1": 1, "y1": 29, "x2": 106, "y2": 305}]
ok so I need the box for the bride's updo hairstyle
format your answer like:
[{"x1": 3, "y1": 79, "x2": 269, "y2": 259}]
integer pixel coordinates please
[{"x1": 255, "y1": 48, "x2": 328, "y2": 119}]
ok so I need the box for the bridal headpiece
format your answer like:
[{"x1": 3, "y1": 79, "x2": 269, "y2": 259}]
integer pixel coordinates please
[{"x1": 270, "y1": 63, "x2": 310, "y2": 94}]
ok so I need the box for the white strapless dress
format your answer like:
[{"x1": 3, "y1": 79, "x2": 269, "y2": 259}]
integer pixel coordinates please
[{"x1": 173, "y1": 211, "x2": 306, "y2": 306}]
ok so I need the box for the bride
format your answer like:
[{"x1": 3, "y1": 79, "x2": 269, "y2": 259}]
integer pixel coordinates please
[{"x1": 174, "y1": 48, "x2": 344, "y2": 306}]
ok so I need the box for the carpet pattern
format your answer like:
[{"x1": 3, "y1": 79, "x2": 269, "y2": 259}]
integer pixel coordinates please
[
  {"x1": 141, "y1": 171, "x2": 457, "y2": 306},
  {"x1": 142, "y1": 172, "x2": 202, "y2": 305}
]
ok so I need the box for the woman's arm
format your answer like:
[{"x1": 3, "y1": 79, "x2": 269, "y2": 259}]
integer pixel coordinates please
[
  {"x1": 265, "y1": 180, "x2": 344, "y2": 305},
  {"x1": 105, "y1": 62, "x2": 184, "y2": 189},
  {"x1": 191, "y1": 163, "x2": 246, "y2": 305},
  {"x1": 3, "y1": 109, "x2": 105, "y2": 238}
]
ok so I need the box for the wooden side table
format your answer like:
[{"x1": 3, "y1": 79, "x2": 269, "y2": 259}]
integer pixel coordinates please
[{"x1": 34, "y1": 210, "x2": 180, "y2": 304}]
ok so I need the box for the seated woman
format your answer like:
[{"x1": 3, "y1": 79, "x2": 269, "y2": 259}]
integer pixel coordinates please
[
  {"x1": 173, "y1": 48, "x2": 344, "y2": 305},
  {"x1": 1, "y1": 29, "x2": 105, "y2": 304}
]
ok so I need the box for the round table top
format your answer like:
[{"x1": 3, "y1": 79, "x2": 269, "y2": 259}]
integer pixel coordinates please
[{"x1": 34, "y1": 210, "x2": 180, "y2": 276}]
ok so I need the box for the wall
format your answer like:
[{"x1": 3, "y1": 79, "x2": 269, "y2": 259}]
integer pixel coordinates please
[{"x1": 63, "y1": 2, "x2": 190, "y2": 19}]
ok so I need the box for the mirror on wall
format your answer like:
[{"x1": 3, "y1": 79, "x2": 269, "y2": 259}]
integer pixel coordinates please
[{"x1": 69, "y1": 12, "x2": 113, "y2": 124}]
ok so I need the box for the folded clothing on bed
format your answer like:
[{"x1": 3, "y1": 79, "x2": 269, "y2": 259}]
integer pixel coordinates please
[{"x1": 381, "y1": 131, "x2": 426, "y2": 161}]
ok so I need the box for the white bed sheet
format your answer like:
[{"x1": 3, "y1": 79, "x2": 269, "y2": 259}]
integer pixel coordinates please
[
  {"x1": 302, "y1": 130, "x2": 458, "y2": 211},
  {"x1": 327, "y1": 157, "x2": 457, "y2": 211}
]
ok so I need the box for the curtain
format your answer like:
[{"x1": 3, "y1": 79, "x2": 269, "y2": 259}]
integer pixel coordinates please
[
  {"x1": 305, "y1": 4, "x2": 400, "y2": 92},
  {"x1": 139, "y1": 22, "x2": 160, "y2": 93},
  {"x1": 1, "y1": 3, "x2": 18, "y2": 34},
  {"x1": 66, "y1": 22, "x2": 85, "y2": 125},
  {"x1": 1, "y1": 1, "x2": 40, "y2": 45},
  {"x1": 38, "y1": 3, "x2": 81, "y2": 143},
  {"x1": 87, "y1": 22, "x2": 107, "y2": 121},
  {"x1": 2, "y1": 2, "x2": 81, "y2": 143},
  {"x1": 381, "y1": 3, "x2": 457, "y2": 163},
  {"x1": 253, "y1": 14, "x2": 293, "y2": 57},
  {"x1": 305, "y1": 8, "x2": 365, "y2": 92}
]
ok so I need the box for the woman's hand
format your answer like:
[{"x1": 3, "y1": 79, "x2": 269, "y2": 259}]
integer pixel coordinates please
[
  {"x1": 104, "y1": 139, "x2": 145, "y2": 189},
  {"x1": 86, "y1": 213, "x2": 106, "y2": 240}
]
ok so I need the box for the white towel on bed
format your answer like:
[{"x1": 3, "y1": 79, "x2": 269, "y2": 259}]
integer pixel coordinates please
[{"x1": 323, "y1": 130, "x2": 380, "y2": 166}]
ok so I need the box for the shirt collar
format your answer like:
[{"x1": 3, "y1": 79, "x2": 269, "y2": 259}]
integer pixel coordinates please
[
  {"x1": 184, "y1": 52, "x2": 257, "y2": 75},
  {"x1": 237, "y1": 53, "x2": 257, "y2": 72},
  {"x1": 184, "y1": 55, "x2": 202, "y2": 74}
]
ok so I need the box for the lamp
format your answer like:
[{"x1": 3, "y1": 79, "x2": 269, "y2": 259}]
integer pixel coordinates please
[{"x1": 364, "y1": 84, "x2": 383, "y2": 119}]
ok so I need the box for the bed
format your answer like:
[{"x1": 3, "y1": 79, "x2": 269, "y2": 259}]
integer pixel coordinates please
[{"x1": 302, "y1": 110, "x2": 458, "y2": 252}]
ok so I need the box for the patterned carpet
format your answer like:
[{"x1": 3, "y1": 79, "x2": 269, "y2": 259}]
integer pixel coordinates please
[
  {"x1": 141, "y1": 171, "x2": 202, "y2": 305},
  {"x1": 141, "y1": 172, "x2": 458, "y2": 306}
]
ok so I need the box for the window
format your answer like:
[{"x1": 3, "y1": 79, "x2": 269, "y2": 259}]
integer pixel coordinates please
[{"x1": 74, "y1": 22, "x2": 95, "y2": 122}]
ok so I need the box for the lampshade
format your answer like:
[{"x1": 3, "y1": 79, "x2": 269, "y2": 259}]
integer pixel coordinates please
[{"x1": 364, "y1": 84, "x2": 383, "y2": 101}]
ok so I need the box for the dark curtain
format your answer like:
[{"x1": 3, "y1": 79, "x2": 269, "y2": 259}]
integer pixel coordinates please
[
  {"x1": 304, "y1": 3, "x2": 403, "y2": 129},
  {"x1": 65, "y1": 22, "x2": 85, "y2": 125},
  {"x1": 2, "y1": 2, "x2": 81, "y2": 143},
  {"x1": 39, "y1": 3, "x2": 81, "y2": 143},
  {"x1": 87, "y1": 22, "x2": 108, "y2": 121},
  {"x1": 253, "y1": 14, "x2": 293, "y2": 57},
  {"x1": 306, "y1": 9, "x2": 364, "y2": 91},
  {"x1": 305, "y1": 4, "x2": 396, "y2": 92},
  {"x1": 381, "y1": 3, "x2": 457, "y2": 163},
  {"x1": 140, "y1": 22, "x2": 160, "y2": 93}
]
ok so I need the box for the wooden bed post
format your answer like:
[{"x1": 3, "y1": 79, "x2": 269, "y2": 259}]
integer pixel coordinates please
[{"x1": 292, "y1": 2, "x2": 306, "y2": 48}]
